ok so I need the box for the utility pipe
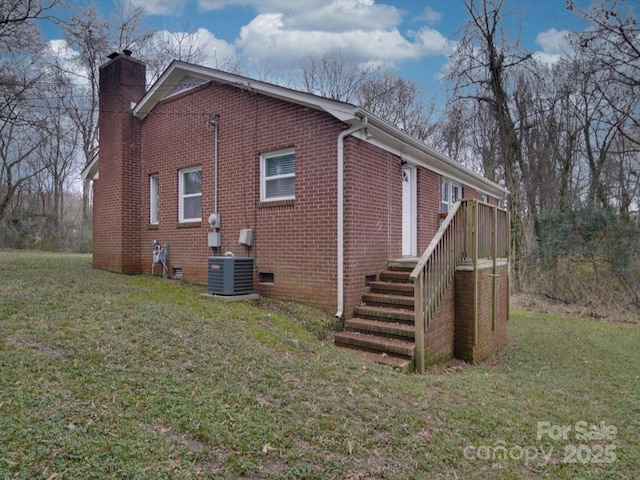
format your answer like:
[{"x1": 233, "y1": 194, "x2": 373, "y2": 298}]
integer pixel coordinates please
[
  {"x1": 212, "y1": 114, "x2": 220, "y2": 213},
  {"x1": 335, "y1": 116, "x2": 368, "y2": 319}
]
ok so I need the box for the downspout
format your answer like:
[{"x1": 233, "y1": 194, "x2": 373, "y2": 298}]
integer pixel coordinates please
[{"x1": 335, "y1": 116, "x2": 368, "y2": 319}]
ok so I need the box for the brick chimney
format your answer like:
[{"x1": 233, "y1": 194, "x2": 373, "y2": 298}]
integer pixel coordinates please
[{"x1": 94, "y1": 51, "x2": 146, "y2": 274}]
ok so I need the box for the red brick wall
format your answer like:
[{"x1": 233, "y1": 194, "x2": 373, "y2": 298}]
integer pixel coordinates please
[
  {"x1": 454, "y1": 262, "x2": 509, "y2": 362},
  {"x1": 94, "y1": 55, "x2": 146, "y2": 274},
  {"x1": 423, "y1": 278, "x2": 456, "y2": 365},
  {"x1": 463, "y1": 185, "x2": 500, "y2": 206},
  {"x1": 462, "y1": 185, "x2": 483, "y2": 201},
  {"x1": 417, "y1": 169, "x2": 441, "y2": 252},
  {"x1": 343, "y1": 141, "x2": 401, "y2": 317},
  {"x1": 139, "y1": 82, "x2": 346, "y2": 312}
]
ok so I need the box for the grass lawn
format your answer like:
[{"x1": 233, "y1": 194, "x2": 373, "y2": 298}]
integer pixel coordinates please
[{"x1": 1, "y1": 251, "x2": 638, "y2": 479}]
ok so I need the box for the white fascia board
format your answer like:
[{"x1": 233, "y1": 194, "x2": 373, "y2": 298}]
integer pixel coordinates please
[
  {"x1": 134, "y1": 61, "x2": 201, "y2": 119},
  {"x1": 134, "y1": 61, "x2": 358, "y2": 122},
  {"x1": 81, "y1": 154, "x2": 99, "y2": 181},
  {"x1": 357, "y1": 110, "x2": 508, "y2": 199}
]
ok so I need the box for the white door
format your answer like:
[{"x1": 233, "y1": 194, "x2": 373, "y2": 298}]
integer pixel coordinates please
[{"x1": 402, "y1": 166, "x2": 417, "y2": 257}]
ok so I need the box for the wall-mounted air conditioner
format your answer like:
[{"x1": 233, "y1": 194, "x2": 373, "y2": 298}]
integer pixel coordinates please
[{"x1": 207, "y1": 256, "x2": 254, "y2": 295}]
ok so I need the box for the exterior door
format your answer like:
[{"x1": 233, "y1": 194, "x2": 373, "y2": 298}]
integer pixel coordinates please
[{"x1": 402, "y1": 165, "x2": 417, "y2": 257}]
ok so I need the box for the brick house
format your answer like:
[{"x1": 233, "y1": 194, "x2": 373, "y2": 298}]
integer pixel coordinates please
[{"x1": 85, "y1": 52, "x2": 510, "y2": 372}]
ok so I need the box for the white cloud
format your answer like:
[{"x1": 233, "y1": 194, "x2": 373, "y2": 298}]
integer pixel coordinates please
[
  {"x1": 411, "y1": 27, "x2": 454, "y2": 56},
  {"x1": 48, "y1": 39, "x2": 77, "y2": 60},
  {"x1": 534, "y1": 28, "x2": 572, "y2": 64},
  {"x1": 46, "y1": 39, "x2": 91, "y2": 88},
  {"x1": 282, "y1": 0, "x2": 401, "y2": 32},
  {"x1": 127, "y1": 0, "x2": 453, "y2": 77},
  {"x1": 190, "y1": 28, "x2": 238, "y2": 67},
  {"x1": 197, "y1": 0, "x2": 328, "y2": 13},
  {"x1": 234, "y1": 1, "x2": 451, "y2": 70},
  {"x1": 129, "y1": 0, "x2": 189, "y2": 16},
  {"x1": 236, "y1": 12, "x2": 448, "y2": 68},
  {"x1": 145, "y1": 27, "x2": 237, "y2": 71},
  {"x1": 198, "y1": 0, "x2": 400, "y2": 31},
  {"x1": 414, "y1": 6, "x2": 443, "y2": 25}
]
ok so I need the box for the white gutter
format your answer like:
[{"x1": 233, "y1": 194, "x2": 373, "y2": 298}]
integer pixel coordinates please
[{"x1": 335, "y1": 116, "x2": 368, "y2": 319}]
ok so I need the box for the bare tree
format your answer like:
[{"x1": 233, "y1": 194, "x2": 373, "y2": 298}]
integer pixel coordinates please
[
  {"x1": 0, "y1": 0, "x2": 59, "y2": 50},
  {"x1": 295, "y1": 48, "x2": 379, "y2": 102},
  {"x1": 143, "y1": 22, "x2": 212, "y2": 83},
  {"x1": 290, "y1": 48, "x2": 438, "y2": 142},
  {"x1": 445, "y1": 0, "x2": 534, "y2": 287},
  {"x1": 0, "y1": 1, "x2": 52, "y2": 230},
  {"x1": 568, "y1": 0, "x2": 640, "y2": 90},
  {"x1": 53, "y1": 3, "x2": 154, "y2": 231},
  {"x1": 355, "y1": 72, "x2": 437, "y2": 141}
]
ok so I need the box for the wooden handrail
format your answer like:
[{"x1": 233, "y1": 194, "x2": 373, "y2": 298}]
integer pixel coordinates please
[
  {"x1": 409, "y1": 201, "x2": 462, "y2": 281},
  {"x1": 413, "y1": 199, "x2": 509, "y2": 373}
]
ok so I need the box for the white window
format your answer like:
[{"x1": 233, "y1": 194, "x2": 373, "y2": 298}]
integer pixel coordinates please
[
  {"x1": 441, "y1": 178, "x2": 461, "y2": 213},
  {"x1": 150, "y1": 174, "x2": 159, "y2": 224},
  {"x1": 179, "y1": 167, "x2": 202, "y2": 222},
  {"x1": 261, "y1": 148, "x2": 295, "y2": 201}
]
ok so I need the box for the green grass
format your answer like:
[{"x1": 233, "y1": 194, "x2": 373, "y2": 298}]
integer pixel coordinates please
[{"x1": 1, "y1": 251, "x2": 638, "y2": 479}]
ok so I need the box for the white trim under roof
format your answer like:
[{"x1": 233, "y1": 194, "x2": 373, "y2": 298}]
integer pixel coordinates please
[
  {"x1": 132, "y1": 61, "x2": 507, "y2": 199},
  {"x1": 81, "y1": 154, "x2": 99, "y2": 181},
  {"x1": 134, "y1": 60, "x2": 356, "y2": 123}
]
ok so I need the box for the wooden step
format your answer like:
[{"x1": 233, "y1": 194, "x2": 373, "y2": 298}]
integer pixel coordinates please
[
  {"x1": 379, "y1": 270, "x2": 412, "y2": 283},
  {"x1": 369, "y1": 281, "x2": 414, "y2": 296},
  {"x1": 335, "y1": 259, "x2": 419, "y2": 373},
  {"x1": 345, "y1": 317, "x2": 415, "y2": 340},
  {"x1": 387, "y1": 258, "x2": 418, "y2": 271},
  {"x1": 334, "y1": 331, "x2": 415, "y2": 358},
  {"x1": 362, "y1": 292, "x2": 414, "y2": 309},
  {"x1": 354, "y1": 305, "x2": 415, "y2": 324},
  {"x1": 335, "y1": 346, "x2": 414, "y2": 373}
]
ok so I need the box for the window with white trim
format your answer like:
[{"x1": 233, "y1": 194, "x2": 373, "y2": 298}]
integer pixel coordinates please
[
  {"x1": 441, "y1": 178, "x2": 461, "y2": 213},
  {"x1": 179, "y1": 167, "x2": 202, "y2": 222},
  {"x1": 150, "y1": 174, "x2": 159, "y2": 225},
  {"x1": 261, "y1": 148, "x2": 295, "y2": 201}
]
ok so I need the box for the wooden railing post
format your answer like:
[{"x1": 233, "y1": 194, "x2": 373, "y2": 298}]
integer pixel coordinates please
[
  {"x1": 471, "y1": 200, "x2": 478, "y2": 348},
  {"x1": 414, "y1": 272, "x2": 425, "y2": 374},
  {"x1": 492, "y1": 205, "x2": 498, "y2": 331}
]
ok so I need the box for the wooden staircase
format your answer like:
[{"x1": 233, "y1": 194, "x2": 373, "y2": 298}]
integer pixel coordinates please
[{"x1": 334, "y1": 260, "x2": 417, "y2": 373}]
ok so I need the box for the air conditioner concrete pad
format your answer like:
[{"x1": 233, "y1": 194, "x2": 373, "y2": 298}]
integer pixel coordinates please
[{"x1": 200, "y1": 293, "x2": 260, "y2": 302}]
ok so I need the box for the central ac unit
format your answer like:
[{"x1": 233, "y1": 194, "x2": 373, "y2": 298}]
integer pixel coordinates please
[{"x1": 207, "y1": 257, "x2": 254, "y2": 295}]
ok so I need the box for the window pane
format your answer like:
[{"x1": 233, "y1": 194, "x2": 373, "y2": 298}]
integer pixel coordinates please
[
  {"x1": 266, "y1": 177, "x2": 295, "y2": 199},
  {"x1": 266, "y1": 154, "x2": 295, "y2": 177},
  {"x1": 183, "y1": 195, "x2": 201, "y2": 220},
  {"x1": 150, "y1": 175, "x2": 159, "y2": 224},
  {"x1": 184, "y1": 170, "x2": 201, "y2": 195},
  {"x1": 452, "y1": 185, "x2": 460, "y2": 202},
  {"x1": 442, "y1": 181, "x2": 448, "y2": 202}
]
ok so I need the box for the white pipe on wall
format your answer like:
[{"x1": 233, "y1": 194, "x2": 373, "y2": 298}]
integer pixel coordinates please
[{"x1": 212, "y1": 114, "x2": 219, "y2": 213}]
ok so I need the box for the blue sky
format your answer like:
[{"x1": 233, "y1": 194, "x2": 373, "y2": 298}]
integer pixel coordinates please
[{"x1": 48, "y1": 0, "x2": 593, "y2": 95}]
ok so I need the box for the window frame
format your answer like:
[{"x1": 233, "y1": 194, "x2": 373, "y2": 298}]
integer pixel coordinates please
[
  {"x1": 150, "y1": 174, "x2": 159, "y2": 225},
  {"x1": 441, "y1": 178, "x2": 461, "y2": 213},
  {"x1": 178, "y1": 166, "x2": 202, "y2": 223},
  {"x1": 260, "y1": 148, "x2": 295, "y2": 202}
]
